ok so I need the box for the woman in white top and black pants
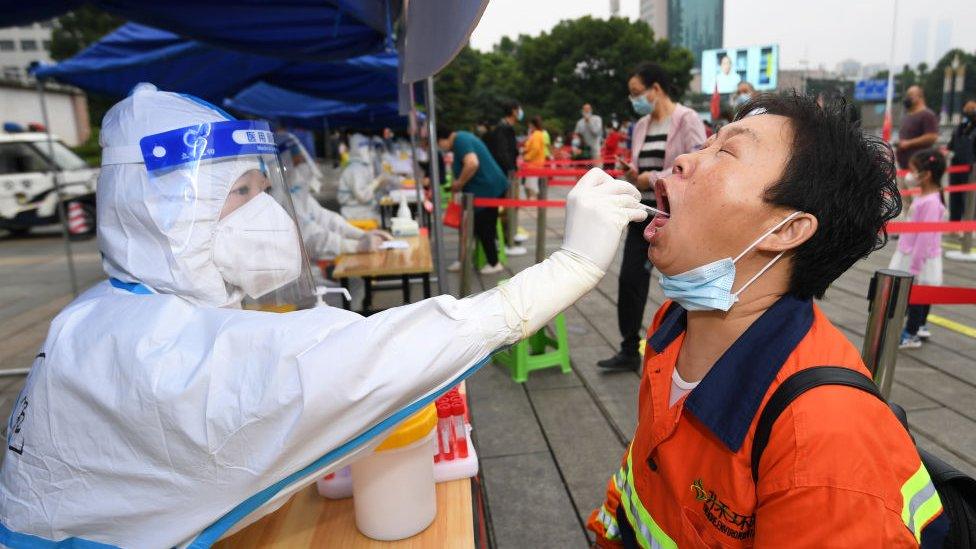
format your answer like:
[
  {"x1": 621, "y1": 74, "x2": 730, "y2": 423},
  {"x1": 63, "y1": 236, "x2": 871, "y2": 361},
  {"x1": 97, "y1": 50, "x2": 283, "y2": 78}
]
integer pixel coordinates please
[{"x1": 598, "y1": 63, "x2": 707, "y2": 371}]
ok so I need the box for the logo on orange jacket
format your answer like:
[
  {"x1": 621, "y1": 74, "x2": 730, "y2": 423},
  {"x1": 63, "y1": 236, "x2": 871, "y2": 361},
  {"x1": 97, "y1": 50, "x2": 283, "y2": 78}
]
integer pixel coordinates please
[{"x1": 691, "y1": 479, "x2": 755, "y2": 540}]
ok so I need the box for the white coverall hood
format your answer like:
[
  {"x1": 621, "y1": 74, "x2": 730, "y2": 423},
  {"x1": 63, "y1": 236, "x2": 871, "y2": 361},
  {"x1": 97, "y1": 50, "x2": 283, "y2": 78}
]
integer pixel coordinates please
[
  {"x1": 97, "y1": 83, "x2": 255, "y2": 307},
  {"x1": 346, "y1": 133, "x2": 372, "y2": 166}
]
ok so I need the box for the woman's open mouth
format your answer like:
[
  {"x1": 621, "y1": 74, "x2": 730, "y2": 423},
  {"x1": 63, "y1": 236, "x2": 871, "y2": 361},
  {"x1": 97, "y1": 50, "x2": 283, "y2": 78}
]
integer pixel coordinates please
[{"x1": 644, "y1": 180, "x2": 671, "y2": 242}]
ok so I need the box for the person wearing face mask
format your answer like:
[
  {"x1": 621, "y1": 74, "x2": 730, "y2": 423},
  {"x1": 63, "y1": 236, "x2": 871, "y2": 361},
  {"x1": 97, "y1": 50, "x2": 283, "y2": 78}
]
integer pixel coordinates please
[
  {"x1": 947, "y1": 98, "x2": 976, "y2": 222},
  {"x1": 731, "y1": 80, "x2": 756, "y2": 110},
  {"x1": 0, "y1": 83, "x2": 647, "y2": 547},
  {"x1": 894, "y1": 85, "x2": 939, "y2": 170},
  {"x1": 278, "y1": 132, "x2": 391, "y2": 257},
  {"x1": 337, "y1": 133, "x2": 388, "y2": 221},
  {"x1": 588, "y1": 93, "x2": 947, "y2": 548},
  {"x1": 575, "y1": 103, "x2": 604, "y2": 160},
  {"x1": 598, "y1": 62, "x2": 706, "y2": 371}
]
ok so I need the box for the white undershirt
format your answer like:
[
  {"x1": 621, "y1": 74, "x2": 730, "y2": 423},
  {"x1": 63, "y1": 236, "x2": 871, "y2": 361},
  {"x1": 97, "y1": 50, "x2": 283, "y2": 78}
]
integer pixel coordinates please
[{"x1": 669, "y1": 368, "x2": 701, "y2": 407}]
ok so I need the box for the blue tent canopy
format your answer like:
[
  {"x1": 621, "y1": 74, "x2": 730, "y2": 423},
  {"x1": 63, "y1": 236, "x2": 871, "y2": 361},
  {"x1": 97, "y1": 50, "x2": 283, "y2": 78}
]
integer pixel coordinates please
[
  {"x1": 0, "y1": 0, "x2": 398, "y2": 61},
  {"x1": 33, "y1": 23, "x2": 399, "y2": 104},
  {"x1": 224, "y1": 82, "x2": 406, "y2": 129}
]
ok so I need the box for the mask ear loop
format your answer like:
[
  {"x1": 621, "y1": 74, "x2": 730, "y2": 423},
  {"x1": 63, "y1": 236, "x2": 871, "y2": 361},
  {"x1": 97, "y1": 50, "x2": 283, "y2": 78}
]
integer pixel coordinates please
[{"x1": 730, "y1": 211, "x2": 802, "y2": 299}]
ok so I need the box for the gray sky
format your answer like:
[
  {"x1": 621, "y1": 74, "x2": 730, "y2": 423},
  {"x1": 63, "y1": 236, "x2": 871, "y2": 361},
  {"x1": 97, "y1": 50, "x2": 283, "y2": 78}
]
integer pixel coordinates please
[{"x1": 469, "y1": 0, "x2": 976, "y2": 70}]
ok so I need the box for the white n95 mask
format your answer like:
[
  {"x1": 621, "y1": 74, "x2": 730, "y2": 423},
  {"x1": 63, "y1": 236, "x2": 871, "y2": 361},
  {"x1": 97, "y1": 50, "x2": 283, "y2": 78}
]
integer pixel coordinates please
[{"x1": 213, "y1": 192, "x2": 303, "y2": 299}]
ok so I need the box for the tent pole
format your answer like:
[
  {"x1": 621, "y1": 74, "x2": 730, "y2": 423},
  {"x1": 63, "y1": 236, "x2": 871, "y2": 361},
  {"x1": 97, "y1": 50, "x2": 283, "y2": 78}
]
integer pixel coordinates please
[
  {"x1": 424, "y1": 76, "x2": 449, "y2": 295},
  {"x1": 408, "y1": 82, "x2": 425, "y2": 228},
  {"x1": 36, "y1": 78, "x2": 79, "y2": 297}
]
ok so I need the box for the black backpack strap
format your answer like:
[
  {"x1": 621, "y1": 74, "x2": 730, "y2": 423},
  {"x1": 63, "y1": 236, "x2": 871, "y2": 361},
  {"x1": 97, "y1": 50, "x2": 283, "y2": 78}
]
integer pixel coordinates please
[{"x1": 750, "y1": 366, "x2": 884, "y2": 483}]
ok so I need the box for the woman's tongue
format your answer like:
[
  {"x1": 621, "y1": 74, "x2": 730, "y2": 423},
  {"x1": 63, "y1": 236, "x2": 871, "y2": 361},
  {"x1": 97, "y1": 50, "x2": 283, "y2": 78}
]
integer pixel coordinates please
[{"x1": 643, "y1": 214, "x2": 669, "y2": 241}]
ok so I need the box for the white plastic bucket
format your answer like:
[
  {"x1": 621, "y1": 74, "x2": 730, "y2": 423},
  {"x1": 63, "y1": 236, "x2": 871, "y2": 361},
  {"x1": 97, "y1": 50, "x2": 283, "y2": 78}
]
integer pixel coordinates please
[{"x1": 351, "y1": 406, "x2": 437, "y2": 540}]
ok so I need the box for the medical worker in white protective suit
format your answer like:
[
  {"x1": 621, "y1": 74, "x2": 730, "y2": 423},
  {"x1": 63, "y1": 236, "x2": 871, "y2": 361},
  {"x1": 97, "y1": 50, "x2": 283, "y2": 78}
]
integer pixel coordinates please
[
  {"x1": 337, "y1": 133, "x2": 385, "y2": 220},
  {"x1": 0, "y1": 83, "x2": 645, "y2": 548},
  {"x1": 278, "y1": 132, "x2": 390, "y2": 257}
]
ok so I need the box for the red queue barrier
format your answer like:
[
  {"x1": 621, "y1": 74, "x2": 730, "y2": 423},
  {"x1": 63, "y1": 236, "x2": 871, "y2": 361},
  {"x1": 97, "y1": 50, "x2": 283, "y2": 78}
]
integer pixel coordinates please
[
  {"x1": 516, "y1": 167, "x2": 623, "y2": 178},
  {"x1": 886, "y1": 220, "x2": 976, "y2": 233},
  {"x1": 900, "y1": 182, "x2": 976, "y2": 196},
  {"x1": 896, "y1": 164, "x2": 970, "y2": 178},
  {"x1": 473, "y1": 197, "x2": 566, "y2": 208},
  {"x1": 909, "y1": 285, "x2": 976, "y2": 306}
]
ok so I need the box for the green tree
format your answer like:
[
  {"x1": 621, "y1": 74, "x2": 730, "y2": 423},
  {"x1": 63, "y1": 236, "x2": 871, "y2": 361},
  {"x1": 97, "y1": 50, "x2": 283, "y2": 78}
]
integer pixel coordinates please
[
  {"x1": 434, "y1": 16, "x2": 694, "y2": 134},
  {"x1": 920, "y1": 49, "x2": 976, "y2": 114},
  {"x1": 515, "y1": 16, "x2": 693, "y2": 133},
  {"x1": 49, "y1": 6, "x2": 125, "y2": 61}
]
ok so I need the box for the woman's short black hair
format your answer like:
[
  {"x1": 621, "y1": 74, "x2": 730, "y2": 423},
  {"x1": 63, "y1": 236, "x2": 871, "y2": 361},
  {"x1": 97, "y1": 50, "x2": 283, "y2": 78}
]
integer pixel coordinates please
[
  {"x1": 734, "y1": 92, "x2": 901, "y2": 300},
  {"x1": 910, "y1": 148, "x2": 946, "y2": 184},
  {"x1": 631, "y1": 62, "x2": 673, "y2": 98},
  {"x1": 531, "y1": 115, "x2": 543, "y2": 130}
]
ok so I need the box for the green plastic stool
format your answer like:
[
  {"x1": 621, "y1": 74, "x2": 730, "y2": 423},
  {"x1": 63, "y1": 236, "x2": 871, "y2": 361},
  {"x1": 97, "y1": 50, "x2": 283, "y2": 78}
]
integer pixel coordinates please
[
  {"x1": 474, "y1": 219, "x2": 508, "y2": 268},
  {"x1": 494, "y1": 313, "x2": 572, "y2": 383}
]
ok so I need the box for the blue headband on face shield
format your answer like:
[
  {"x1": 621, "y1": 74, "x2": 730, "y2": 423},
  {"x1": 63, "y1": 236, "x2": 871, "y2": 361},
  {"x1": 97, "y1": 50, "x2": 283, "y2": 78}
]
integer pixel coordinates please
[{"x1": 139, "y1": 120, "x2": 277, "y2": 172}]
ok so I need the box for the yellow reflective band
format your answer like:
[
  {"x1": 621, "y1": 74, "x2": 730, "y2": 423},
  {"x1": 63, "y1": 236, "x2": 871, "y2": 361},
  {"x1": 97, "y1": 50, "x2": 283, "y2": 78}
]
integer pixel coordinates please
[
  {"x1": 620, "y1": 451, "x2": 678, "y2": 549},
  {"x1": 900, "y1": 462, "x2": 943, "y2": 542},
  {"x1": 598, "y1": 504, "x2": 621, "y2": 541}
]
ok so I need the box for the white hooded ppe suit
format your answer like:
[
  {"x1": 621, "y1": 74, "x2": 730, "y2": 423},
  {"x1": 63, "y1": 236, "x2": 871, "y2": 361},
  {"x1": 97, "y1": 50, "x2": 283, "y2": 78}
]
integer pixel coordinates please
[
  {"x1": 336, "y1": 134, "x2": 381, "y2": 221},
  {"x1": 280, "y1": 134, "x2": 374, "y2": 258},
  {"x1": 0, "y1": 84, "x2": 646, "y2": 548}
]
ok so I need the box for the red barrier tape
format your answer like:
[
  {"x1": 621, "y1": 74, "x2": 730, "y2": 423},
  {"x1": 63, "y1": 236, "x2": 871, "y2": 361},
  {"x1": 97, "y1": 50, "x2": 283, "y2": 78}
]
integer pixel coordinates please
[
  {"x1": 909, "y1": 285, "x2": 976, "y2": 305},
  {"x1": 900, "y1": 182, "x2": 976, "y2": 196},
  {"x1": 896, "y1": 164, "x2": 970, "y2": 178},
  {"x1": 473, "y1": 198, "x2": 566, "y2": 208},
  {"x1": 548, "y1": 178, "x2": 577, "y2": 186},
  {"x1": 516, "y1": 167, "x2": 623, "y2": 178},
  {"x1": 886, "y1": 220, "x2": 976, "y2": 233}
]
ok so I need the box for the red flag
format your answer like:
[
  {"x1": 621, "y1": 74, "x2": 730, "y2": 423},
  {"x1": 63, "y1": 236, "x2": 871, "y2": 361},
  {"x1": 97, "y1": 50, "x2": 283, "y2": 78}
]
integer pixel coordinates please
[
  {"x1": 881, "y1": 111, "x2": 892, "y2": 143},
  {"x1": 710, "y1": 82, "x2": 721, "y2": 122}
]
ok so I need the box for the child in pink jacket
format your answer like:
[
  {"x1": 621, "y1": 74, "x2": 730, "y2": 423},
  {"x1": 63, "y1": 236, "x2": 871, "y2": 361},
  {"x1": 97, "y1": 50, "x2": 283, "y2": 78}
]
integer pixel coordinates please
[{"x1": 889, "y1": 149, "x2": 946, "y2": 348}]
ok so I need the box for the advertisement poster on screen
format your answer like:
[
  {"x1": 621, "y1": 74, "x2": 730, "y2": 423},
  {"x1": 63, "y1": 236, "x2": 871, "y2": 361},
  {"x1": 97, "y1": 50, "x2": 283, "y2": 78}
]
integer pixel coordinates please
[{"x1": 701, "y1": 45, "x2": 779, "y2": 94}]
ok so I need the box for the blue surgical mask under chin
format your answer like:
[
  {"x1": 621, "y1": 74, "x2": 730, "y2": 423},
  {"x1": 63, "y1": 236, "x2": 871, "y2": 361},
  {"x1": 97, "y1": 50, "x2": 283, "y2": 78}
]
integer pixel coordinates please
[
  {"x1": 631, "y1": 94, "x2": 654, "y2": 116},
  {"x1": 517, "y1": 108, "x2": 524, "y2": 122},
  {"x1": 659, "y1": 212, "x2": 802, "y2": 312}
]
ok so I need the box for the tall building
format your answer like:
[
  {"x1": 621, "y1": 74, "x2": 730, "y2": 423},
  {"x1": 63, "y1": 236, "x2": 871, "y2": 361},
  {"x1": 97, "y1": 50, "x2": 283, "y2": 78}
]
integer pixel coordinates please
[
  {"x1": 610, "y1": 0, "x2": 620, "y2": 17},
  {"x1": 667, "y1": 0, "x2": 723, "y2": 65},
  {"x1": 835, "y1": 59, "x2": 862, "y2": 80},
  {"x1": 638, "y1": 0, "x2": 668, "y2": 41},
  {"x1": 0, "y1": 21, "x2": 54, "y2": 82},
  {"x1": 909, "y1": 18, "x2": 929, "y2": 67}
]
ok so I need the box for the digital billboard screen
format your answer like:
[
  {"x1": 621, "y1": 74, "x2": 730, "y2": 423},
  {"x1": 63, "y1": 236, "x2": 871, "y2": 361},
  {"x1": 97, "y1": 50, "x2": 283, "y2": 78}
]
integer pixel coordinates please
[{"x1": 701, "y1": 44, "x2": 779, "y2": 94}]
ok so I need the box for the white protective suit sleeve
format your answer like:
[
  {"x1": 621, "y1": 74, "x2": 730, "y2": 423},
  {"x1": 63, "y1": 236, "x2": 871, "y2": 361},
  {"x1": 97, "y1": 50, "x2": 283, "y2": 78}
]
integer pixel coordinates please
[{"x1": 301, "y1": 194, "x2": 366, "y2": 258}]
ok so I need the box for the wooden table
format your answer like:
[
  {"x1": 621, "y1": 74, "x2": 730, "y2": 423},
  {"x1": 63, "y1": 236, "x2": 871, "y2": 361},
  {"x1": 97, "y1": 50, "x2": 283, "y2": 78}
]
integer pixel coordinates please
[
  {"x1": 213, "y1": 478, "x2": 474, "y2": 548},
  {"x1": 331, "y1": 234, "x2": 433, "y2": 311}
]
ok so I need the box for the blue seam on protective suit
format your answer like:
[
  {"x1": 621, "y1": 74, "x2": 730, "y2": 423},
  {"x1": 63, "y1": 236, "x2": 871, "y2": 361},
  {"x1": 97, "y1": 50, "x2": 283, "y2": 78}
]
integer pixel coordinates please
[
  {"x1": 0, "y1": 522, "x2": 119, "y2": 549},
  {"x1": 177, "y1": 93, "x2": 235, "y2": 121},
  {"x1": 187, "y1": 349, "x2": 505, "y2": 548},
  {"x1": 109, "y1": 277, "x2": 152, "y2": 295}
]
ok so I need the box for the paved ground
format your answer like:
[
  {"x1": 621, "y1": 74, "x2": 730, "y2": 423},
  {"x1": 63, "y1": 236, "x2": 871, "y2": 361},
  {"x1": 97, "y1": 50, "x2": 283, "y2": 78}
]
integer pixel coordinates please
[{"x1": 0, "y1": 190, "x2": 974, "y2": 548}]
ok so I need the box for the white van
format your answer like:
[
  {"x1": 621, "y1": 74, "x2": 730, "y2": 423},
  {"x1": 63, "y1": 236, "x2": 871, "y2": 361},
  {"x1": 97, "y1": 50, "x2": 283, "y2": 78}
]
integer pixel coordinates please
[{"x1": 0, "y1": 132, "x2": 98, "y2": 237}]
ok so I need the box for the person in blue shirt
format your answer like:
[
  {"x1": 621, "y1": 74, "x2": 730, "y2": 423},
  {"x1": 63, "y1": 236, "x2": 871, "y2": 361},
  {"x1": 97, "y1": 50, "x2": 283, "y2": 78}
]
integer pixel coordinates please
[{"x1": 437, "y1": 126, "x2": 510, "y2": 274}]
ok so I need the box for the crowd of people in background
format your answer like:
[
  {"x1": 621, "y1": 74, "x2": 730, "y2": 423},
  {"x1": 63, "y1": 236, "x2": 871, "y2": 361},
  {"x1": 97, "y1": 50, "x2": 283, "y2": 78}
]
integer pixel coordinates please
[{"x1": 313, "y1": 66, "x2": 976, "y2": 355}]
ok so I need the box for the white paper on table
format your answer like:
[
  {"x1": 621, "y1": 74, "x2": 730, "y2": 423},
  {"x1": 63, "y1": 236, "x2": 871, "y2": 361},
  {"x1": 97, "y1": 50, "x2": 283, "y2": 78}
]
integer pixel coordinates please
[{"x1": 379, "y1": 240, "x2": 410, "y2": 250}]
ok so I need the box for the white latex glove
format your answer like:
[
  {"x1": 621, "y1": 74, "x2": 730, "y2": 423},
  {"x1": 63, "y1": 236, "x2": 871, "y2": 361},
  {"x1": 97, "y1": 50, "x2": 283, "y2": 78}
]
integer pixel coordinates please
[
  {"x1": 356, "y1": 232, "x2": 383, "y2": 252},
  {"x1": 369, "y1": 229, "x2": 394, "y2": 241},
  {"x1": 561, "y1": 168, "x2": 647, "y2": 271},
  {"x1": 491, "y1": 168, "x2": 646, "y2": 342}
]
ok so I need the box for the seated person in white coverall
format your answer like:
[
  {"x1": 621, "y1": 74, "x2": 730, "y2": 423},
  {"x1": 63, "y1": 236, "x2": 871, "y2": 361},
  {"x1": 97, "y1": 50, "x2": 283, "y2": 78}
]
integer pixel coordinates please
[
  {"x1": 277, "y1": 132, "x2": 391, "y2": 257},
  {"x1": 0, "y1": 83, "x2": 645, "y2": 548},
  {"x1": 337, "y1": 134, "x2": 386, "y2": 221}
]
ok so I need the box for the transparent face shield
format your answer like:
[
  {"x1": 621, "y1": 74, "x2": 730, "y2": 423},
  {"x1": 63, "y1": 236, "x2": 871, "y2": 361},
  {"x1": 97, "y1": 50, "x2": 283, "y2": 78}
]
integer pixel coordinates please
[
  {"x1": 140, "y1": 120, "x2": 316, "y2": 311},
  {"x1": 277, "y1": 132, "x2": 323, "y2": 195}
]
